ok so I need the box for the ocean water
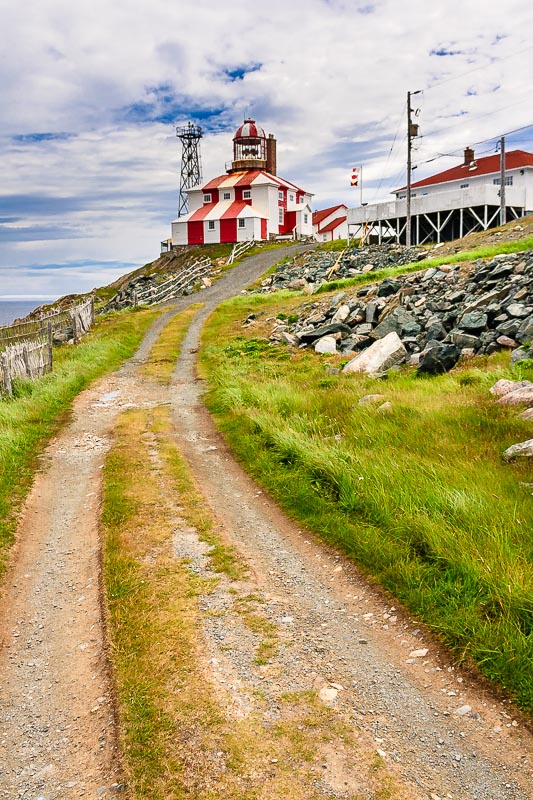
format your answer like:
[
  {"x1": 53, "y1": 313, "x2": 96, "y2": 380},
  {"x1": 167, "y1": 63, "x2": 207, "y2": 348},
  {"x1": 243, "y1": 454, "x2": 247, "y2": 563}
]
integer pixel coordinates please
[{"x1": 0, "y1": 300, "x2": 51, "y2": 327}]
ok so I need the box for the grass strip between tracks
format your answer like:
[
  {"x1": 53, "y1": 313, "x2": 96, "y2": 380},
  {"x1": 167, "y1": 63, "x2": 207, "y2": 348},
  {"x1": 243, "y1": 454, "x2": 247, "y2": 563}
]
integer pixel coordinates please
[
  {"x1": 141, "y1": 302, "x2": 204, "y2": 383},
  {"x1": 0, "y1": 307, "x2": 160, "y2": 582},
  {"x1": 199, "y1": 290, "x2": 533, "y2": 714},
  {"x1": 102, "y1": 405, "x2": 405, "y2": 799}
]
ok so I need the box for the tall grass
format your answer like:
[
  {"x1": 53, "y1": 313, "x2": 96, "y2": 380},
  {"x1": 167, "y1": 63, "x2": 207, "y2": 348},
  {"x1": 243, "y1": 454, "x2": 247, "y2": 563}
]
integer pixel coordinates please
[
  {"x1": 0, "y1": 308, "x2": 160, "y2": 579},
  {"x1": 200, "y1": 293, "x2": 533, "y2": 711}
]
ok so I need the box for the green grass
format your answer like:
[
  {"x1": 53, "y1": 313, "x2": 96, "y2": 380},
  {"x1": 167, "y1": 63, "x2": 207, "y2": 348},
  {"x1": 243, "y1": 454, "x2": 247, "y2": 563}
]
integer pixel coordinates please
[
  {"x1": 200, "y1": 292, "x2": 533, "y2": 712},
  {"x1": 141, "y1": 303, "x2": 204, "y2": 383},
  {"x1": 0, "y1": 307, "x2": 161, "y2": 580}
]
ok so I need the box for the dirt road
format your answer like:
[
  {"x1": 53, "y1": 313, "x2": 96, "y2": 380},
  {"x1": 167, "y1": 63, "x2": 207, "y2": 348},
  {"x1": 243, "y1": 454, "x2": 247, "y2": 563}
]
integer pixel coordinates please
[{"x1": 0, "y1": 245, "x2": 531, "y2": 799}]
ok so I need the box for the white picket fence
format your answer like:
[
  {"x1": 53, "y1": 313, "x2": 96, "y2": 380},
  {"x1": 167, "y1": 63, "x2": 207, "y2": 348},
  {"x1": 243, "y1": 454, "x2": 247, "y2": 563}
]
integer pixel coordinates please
[
  {"x1": 0, "y1": 298, "x2": 94, "y2": 397},
  {"x1": 132, "y1": 257, "x2": 212, "y2": 307}
]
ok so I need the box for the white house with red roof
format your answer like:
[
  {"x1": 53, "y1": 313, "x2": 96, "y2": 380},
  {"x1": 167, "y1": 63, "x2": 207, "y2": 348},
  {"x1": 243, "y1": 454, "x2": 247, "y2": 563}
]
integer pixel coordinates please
[
  {"x1": 172, "y1": 120, "x2": 314, "y2": 246},
  {"x1": 312, "y1": 204, "x2": 348, "y2": 241},
  {"x1": 347, "y1": 148, "x2": 533, "y2": 245}
]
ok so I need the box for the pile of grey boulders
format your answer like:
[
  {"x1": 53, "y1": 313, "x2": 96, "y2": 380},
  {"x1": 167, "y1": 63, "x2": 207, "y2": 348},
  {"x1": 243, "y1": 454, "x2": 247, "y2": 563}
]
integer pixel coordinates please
[
  {"x1": 256, "y1": 244, "x2": 426, "y2": 293},
  {"x1": 268, "y1": 250, "x2": 533, "y2": 376}
]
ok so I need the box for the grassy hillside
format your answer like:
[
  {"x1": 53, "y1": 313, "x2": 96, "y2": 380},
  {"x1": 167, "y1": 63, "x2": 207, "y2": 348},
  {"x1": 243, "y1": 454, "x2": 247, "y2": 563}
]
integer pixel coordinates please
[{"x1": 199, "y1": 271, "x2": 533, "y2": 711}]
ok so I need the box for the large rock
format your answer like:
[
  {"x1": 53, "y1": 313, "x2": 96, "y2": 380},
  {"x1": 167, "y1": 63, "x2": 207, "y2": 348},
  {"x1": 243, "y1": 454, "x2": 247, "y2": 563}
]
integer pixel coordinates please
[
  {"x1": 417, "y1": 344, "x2": 461, "y2": 375},
  {"x1": 315, "y1": 335, "x2": 338, "y2": 354},
  {"x1": 298, "y1": 322, "x2": 352, "y2": 344},
  {"x1": 342, "y1": 331, "x2": 407, "y2": 374},
  {"x1": 503, "y1": 439, "x2": 533, "y2": 461},
  {"x1": 490, "y1": 379, "x2": 532, "y2": 397},
  {"x1": 372, "y1": 307, "x2": 421, "y2": 339},
  {"x1": 497, "y1": 385, "x2": 533, "y2": 406}
]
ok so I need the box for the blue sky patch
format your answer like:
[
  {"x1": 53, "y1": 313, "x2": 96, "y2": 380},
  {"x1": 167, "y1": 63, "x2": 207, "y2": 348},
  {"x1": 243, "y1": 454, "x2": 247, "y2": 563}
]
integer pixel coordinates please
[
  {"x1": 223, "y1": 63, "x2": 262, "y2": 82},
  {"x1": 13, "y1": 132, "x2": 74, "y2": 143}
]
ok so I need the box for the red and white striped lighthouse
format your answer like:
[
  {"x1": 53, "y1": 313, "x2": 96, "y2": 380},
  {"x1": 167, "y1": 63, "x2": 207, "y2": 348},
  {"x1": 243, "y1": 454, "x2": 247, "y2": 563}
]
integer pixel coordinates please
[{"x1": 172, "y1": 119, "x2": 314, "y2": 246}]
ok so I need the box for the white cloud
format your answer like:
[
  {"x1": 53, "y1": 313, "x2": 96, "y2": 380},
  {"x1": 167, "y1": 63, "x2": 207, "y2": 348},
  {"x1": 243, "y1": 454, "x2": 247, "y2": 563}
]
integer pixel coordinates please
[{"x1": 1, "y1": 0, "x2": 532, "y2": 295}]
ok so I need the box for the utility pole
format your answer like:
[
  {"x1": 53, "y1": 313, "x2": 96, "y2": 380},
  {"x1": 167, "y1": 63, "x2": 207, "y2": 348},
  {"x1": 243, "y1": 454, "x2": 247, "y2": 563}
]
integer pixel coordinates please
[
  {"x1": 406, "y1": 90, "x2": 420, "y2": 248},
  {"x1": 499, "y1": 135, "x2": 506, "y2": 227}
]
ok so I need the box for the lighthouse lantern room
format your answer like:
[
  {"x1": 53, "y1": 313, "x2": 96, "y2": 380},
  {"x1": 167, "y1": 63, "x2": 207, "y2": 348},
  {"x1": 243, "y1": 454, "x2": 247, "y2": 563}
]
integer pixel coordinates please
[{"x1": 172, "y1": 119, "x2": 313, "y2": 246}]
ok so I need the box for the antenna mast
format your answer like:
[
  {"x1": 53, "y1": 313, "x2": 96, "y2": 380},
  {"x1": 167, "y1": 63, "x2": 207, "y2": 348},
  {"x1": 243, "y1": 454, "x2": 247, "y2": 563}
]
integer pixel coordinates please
[{"x1": 176, "y1": 122, "x2": 203, "y2": 217}]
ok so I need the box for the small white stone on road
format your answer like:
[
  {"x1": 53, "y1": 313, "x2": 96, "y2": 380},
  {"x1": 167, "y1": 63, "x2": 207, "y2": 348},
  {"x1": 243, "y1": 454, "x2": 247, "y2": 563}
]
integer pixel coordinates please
[
  {"x1": 318, "y1": 685, "x2": 339, "y2": 704},
  {"x1": 409, "y1": 648, "x2": 429, "y2": 658},
  {"x1": 455, "y1": 705, "x2": 472, "y2": 716}
]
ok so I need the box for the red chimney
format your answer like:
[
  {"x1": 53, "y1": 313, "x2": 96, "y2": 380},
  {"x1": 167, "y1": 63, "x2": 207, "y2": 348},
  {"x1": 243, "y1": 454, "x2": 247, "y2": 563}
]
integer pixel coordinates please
[
  {"x1": 266, "y1": 134, "x2": 277, "y2": 175},
  {"x1": 463, "y1": 146, "x2": 475, "y2": 166}
]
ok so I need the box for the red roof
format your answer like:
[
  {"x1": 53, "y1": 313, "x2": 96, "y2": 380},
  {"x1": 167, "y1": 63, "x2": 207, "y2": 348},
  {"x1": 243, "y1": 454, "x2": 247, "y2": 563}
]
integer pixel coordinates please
[
  {"x1": 312, "y1": 204, "x2": 347, "y2": 227},
  {"x1": 396, "y1": 149, "x2": 533, "y2": 193},
  {"x1": 202, "y1": 169, "x2": 307, "y2": 195},
  {"x1": 319, "y1": 216, "x2": 347, "y2": 234},
  {"x1": 234, "y1": 119, "x2": 266, "y2": 140}
]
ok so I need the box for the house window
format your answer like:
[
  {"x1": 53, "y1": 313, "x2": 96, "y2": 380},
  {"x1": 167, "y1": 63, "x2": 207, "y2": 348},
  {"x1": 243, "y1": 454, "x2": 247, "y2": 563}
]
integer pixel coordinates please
[
  {"x1": 460, "y1": 183, "x2": 469, "y2": 188},
  {"x1": 223, "y1": 192, "x2": 231, "y2": 200},
  {"x1": 278, "y1": 207, "x2": 284, "y2": 225},
  {"x1": 323, "y1": 234, "x2": 327, "y2": 241},
  {"x1": 243, "y1": 190, "x2": 251, "y2": 199},
  {"x1": 203, "y1": 193, "x2": 211, "y2": 203},
  {"x1": 289, "y1": 193, "x2": 295, "y2": 202},
  {"x1": 238, "y1": 218, "x2": 246, "y2": 228},
  {"x1": 493, "y1": 176, "x2": 513, "y2": 186},
  {"x1": 303, "y1": 213, "x2": 308, "y2": 224},
  {"x1": 208, "y1": 220, "x2": 215, "y2": 231},
  {"x1": 278, "y1": 190, "x2": 284, "y2": 201}
]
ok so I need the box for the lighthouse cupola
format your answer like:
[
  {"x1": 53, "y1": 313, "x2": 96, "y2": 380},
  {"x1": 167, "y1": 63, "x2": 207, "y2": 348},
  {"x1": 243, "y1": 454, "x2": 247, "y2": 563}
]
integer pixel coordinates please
[{"x1": 229, "y1": 118, "x2": 271, "y2": 173}]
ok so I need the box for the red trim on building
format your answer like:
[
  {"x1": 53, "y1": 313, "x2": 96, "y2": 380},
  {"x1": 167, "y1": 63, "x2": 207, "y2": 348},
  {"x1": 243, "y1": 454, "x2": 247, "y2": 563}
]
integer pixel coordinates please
[
  {"x1": 312, "y1": 205, "x2": 347, "y2": 227},
  {"x1": 188, "y1": 203, "x2": 216, "y2": 222},
  {"x1": 220, "y1": 200, "x2": 249, "y2": 219},
  {"x1": 234, "y1": 170, "x2": 262, "y2": 187},
  {"x1": 283, "y1": 210, "x2": 296, "y2": 235},
  {"x1": 396, "y1": 150, "x2": 533, "y2": 192},
  {"x1": 319, "y1": 215, "x2": 347, "y2": 234},
  {"x1": 188, "y1": 220, "x2": 204, "y2": 245},
  {"x1": 261, "y1": 219, "x2": 267, "y2": 239},
  {"x1": 202, "y1": 174, "x2": 229, "y2": 192},
  {"x1": 220, "y1": 218, "x2": 237, "y2": 243}
]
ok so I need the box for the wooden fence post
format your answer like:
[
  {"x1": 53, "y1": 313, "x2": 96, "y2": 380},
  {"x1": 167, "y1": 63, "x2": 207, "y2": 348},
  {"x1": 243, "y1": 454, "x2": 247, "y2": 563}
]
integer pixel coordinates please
[
  {"x1": 47, "y1": 320, "x2": 53, "y2": 373},
  {"x1": 22, "y1": 344, "x2": 33, "y2": 379},
  {"x1": 90, "y1": 296, "x2": 95, "y2": 325},
  {"x1": 1, "y1": 352, "x2": 12, "y2": 397},
  {"x1": 72, "y1": 313, "x2": 78, "y2": 343}
]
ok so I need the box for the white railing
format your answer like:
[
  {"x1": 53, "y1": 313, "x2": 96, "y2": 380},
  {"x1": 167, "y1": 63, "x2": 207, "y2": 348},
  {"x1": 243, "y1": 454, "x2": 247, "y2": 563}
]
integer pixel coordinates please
[
  {"x1": 348, "y1": 185, "x2": 526, "y2": 224},
  {"x1": 227, "y1": 237, "x2": 255, "y2": 265}
]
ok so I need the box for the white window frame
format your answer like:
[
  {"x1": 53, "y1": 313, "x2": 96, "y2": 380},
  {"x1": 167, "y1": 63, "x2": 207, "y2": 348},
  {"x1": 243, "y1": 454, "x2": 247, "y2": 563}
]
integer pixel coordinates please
[
  {"x1": 289, "y1": 193, "x2": 295, "y2": 202},
  {"x1": 208, "y1": 220, "x2": 215, "y2": 231},
  {"x1": 243, "y1": 190, "x2": 251, "y2": 199},
  {"x1": 203, "y1": 193, "x2": 211, "y2": 203},
  {"x1": 303, "y1": 213, "x2": 308, "y2": 224},
  {"x1": 493, "y1": 176, "x2": 513, "y2": 186},
  {"x1": 238, "y1": 218, "x2": 246, "y2": 228},
  {"x1": 278, "y1": 190, "x2": 284, "y2": 201},
  {"x1": 223, "y1": 192, "x2": 231, "y2": 200},
  {"x1": 460, "y1": 183, "x2": 469, "y2": 188},
  {"x1": 278, "y1": 207, "x2": 284, "y2": 225}
]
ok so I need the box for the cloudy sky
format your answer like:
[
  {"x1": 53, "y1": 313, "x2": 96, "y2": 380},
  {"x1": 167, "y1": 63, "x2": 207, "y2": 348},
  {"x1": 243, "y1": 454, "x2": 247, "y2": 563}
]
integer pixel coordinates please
[{"x1": 1, "y1": 0, "x2": 532, "y2": 298}]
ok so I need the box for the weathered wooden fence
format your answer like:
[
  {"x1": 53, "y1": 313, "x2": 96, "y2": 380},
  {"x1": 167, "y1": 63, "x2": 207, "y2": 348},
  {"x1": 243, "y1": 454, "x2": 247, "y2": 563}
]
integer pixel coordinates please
[
  {"x1": 227, "y1": 238, "x2": 255, "y2": 266},
  {"x1": 131, "y1": 257, "x2": 213, "y2": 307},
  {"x1": 0, "y1": 298, "x2": 94, "y2": 397}
]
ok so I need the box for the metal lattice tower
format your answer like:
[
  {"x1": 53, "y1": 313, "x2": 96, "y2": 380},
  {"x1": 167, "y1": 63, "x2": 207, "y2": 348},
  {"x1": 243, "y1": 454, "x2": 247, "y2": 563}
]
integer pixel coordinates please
[{"x1": 176, "y1": 122, "x2": 203, "y2": 217}]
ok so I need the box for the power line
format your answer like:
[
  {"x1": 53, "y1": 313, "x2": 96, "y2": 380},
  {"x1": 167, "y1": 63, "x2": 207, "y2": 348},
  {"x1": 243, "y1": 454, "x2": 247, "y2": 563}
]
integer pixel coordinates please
[{"x1": 370, "y1": 108, "x2": 406, "y2": 203}]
